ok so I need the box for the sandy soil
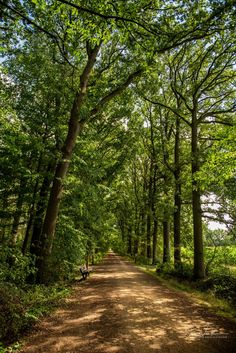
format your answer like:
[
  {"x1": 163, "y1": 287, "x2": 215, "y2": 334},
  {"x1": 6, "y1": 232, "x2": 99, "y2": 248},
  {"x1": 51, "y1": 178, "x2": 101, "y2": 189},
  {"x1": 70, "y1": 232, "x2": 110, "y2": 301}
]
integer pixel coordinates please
[{"x1": 19, "y1": 252, "x2": 236, "y2": 353}]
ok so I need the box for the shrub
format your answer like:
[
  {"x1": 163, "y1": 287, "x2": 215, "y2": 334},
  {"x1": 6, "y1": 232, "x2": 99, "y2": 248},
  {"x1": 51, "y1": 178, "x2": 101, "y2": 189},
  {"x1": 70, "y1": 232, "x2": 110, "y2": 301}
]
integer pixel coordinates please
[
  {"x1": 0, "y1": 283, "x2": 70, "y2": 346},
  {"x1": 0, "y1": 246, "x2": 35, "y2": 286},
  {"x1": 197, "y1": 274, "x2": 236, "y2": 306},
  {"x1": 155, "y1": 262, "x2": 193, "y2": 280},
  {"x1": 0, "y1": 283, "x2": 26, "y2": 344},
  {"x1": 135, "y1": 254, "x2": 153, "y2": 265}
]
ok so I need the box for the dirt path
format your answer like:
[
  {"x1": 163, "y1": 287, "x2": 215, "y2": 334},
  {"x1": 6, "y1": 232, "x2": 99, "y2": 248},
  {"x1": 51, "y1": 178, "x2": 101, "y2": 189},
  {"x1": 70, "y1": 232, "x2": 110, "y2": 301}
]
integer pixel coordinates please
[{"x1": 20, "y1": 252, "x2": 236, "y2": 353}]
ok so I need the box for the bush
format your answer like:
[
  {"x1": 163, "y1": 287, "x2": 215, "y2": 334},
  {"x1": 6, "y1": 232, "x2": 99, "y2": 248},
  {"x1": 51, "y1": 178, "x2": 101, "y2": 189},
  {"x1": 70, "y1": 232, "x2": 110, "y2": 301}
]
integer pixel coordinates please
[
  {"x1": 155, "y1": 262, "x2": 193, "y2": 280},
  {"x1": 134, "y1": 254, "x2": 153, "y2": 265},
  {"x1": 0, "y1": 246, "x2": 35, "y2": 286},
  {"x1": 0, "y1": 283, "x2": 70, "y2": 346},
  {"x1": 171, "y1": 263, "x2": 193, "y2": 280},
  {"x1": 0, "y1": 283, "x2": 26, "y2": 344},
  {"x1": 197, "y1": 274, "x2": 236, "y2": 305}
]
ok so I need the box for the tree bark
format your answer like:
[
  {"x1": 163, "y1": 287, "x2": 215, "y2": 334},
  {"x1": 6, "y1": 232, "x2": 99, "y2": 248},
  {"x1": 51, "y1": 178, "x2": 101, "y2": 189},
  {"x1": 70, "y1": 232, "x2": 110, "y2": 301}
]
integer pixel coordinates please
[
  {"x1": 173, "y1": 116, "x2": 182, "y2": 268},
  {"x1": 133, "y1": 206, "x2": 140, "y2": 257},
  {"x1": 152, "y1": 218, "x2": 158, "y2": 264},
  {"x1": 127, "y1": 224, "x2": 132, "y2": 255},
  {"x1": 146, "y1": 212, "x2": 152, "y2": 259},
  {"x1": 163, "y1": 220, "x2": 170, "y2": 263},
  {"x1": 146, "y1": 160, "x2": 153, "y2": 260},
  {"x1": 119, "y1": 219, "x2": 125, "y2": 242},
  {"x1": 140, "y1": 167, "x2": 148, "y2": 257},
  {"x1": 173, "y1": 188, "x2": 181, "y2": 266},
  {"x1": 151, "y1": 162, "x2": 158, "y2": 264},
  {"x1": 0, "y1": 194, "x2": 9, "y2": 243},
  {"x1": 22, "y1": 179, "x2": 39, "y2": 254},
  {"x1": 140, "y1": 208, "x2": 146, "y2": 257},
  {"x1": 30, "y1": 161, "x2": 56, "y2": 257},
  {"x1": 11, "y1": 178, "x2": 26, "y2": 246},
  {"x1": 191, "y1": 109, "x2": 205, "y2": 279},
  {"x1": 22, "y1": 152, "x2": 45, "y2": 254}
]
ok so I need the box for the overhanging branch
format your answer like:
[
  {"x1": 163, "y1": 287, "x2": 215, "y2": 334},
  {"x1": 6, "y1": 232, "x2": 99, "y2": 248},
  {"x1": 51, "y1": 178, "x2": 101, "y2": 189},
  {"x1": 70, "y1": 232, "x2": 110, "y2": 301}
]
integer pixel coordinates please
[
  {"x1": 0, "y1": 0, "x2": 76, "y2": 66},
  {"x1": 0, "y1": 0, "x2": 57, "y2": 40},
  {"x1": 141, "y1": 95, "x2": 191, "y2": 127},
  {"x1": 56, "y1": 0, "x2": 157, "y2": 35},
  {"x1": 89, "y1": 68, "x2": 143, "y2": 118}
]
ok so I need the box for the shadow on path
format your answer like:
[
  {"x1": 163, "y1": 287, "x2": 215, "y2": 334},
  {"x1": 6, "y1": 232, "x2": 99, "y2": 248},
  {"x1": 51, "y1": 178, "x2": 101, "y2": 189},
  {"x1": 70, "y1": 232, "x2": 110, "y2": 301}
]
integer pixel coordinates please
[{"x1": 20, "y1": 252, "x2": 236, "y2": 353}]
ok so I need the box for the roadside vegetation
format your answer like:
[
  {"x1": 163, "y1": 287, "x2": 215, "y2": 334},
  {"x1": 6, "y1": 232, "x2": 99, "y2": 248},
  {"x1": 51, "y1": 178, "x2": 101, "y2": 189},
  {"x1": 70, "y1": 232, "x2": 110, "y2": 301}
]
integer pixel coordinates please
[{"x1": 133, "y1": 244, "x2": 236, "y2": 318}]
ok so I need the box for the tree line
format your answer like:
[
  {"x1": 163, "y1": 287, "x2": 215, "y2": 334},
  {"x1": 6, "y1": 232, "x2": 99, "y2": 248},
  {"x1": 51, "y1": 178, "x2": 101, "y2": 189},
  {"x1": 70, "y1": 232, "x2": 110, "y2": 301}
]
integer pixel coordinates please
[{"x1": 0, "y1": 0, "x2": 236, "y2": 284}]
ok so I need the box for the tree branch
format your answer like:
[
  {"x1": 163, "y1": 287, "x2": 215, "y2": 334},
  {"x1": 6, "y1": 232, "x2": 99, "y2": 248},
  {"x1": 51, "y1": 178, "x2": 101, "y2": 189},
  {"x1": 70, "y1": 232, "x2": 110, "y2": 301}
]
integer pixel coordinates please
[
  {"x1": 198, "y1": 91, "x2": 235, "y2": 122},
  {"x1": 202, "y1": 213, "x2": 234, "y2": 226},
  {"x1": 201, "y1": 105, "x2": 235, "y2": 121},
  {"x1": 141, "y1": 95, "x2": 191, "y2": 127},
  {"x1": 89, "y1": 68, "x2": 143, "y2": 118},
  {"x1": 0, "y1": 0, "x2": 57, "y2": 40},
  {"x1": 0, "y1": 0, "x2": 76, "y2": 67},
  {"x1": 56, "y1": 0, "x2": 157, "y2": 35},
  {"x1": 201, "y1": 119, "x2": 234, "y2": 126}
]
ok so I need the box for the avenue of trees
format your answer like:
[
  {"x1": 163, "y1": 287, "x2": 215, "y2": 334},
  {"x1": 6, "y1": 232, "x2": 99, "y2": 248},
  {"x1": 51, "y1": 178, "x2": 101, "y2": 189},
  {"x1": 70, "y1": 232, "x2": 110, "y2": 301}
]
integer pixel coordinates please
[
  {"x1": 1, "y1": 1, "x2": 236, "y2": 344},
  {"x1": 0, "y1": 0, "x2": 236, "y2": 293}
]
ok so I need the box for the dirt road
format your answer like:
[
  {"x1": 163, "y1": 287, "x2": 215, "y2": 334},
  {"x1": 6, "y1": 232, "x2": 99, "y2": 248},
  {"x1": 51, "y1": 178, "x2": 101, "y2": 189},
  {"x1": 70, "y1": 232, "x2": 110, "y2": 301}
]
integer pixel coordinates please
[{"x1": 20, "y1": 252, "x2": 236, "y2": 353}]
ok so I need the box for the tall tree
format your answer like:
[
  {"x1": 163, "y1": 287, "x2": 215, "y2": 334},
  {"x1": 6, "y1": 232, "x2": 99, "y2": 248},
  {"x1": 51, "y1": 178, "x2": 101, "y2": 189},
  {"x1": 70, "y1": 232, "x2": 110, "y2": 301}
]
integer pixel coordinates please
[
  {"x1": 1, "y1": 0, "x2": 236, "y2": 282},
  {"x1": 142, "y1": 36, "x2": 236, "y2": 278}
]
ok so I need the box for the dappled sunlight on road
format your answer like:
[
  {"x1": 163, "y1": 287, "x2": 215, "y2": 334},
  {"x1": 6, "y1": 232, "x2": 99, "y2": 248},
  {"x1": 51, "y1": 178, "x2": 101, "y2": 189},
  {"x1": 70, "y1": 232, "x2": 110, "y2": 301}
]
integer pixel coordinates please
[
  {"x1": 94, "y1": 271, "x2": 143, "y2": 280},
  {"x1": 20, "y1": 252, "x2": 236, "y2": 353}
]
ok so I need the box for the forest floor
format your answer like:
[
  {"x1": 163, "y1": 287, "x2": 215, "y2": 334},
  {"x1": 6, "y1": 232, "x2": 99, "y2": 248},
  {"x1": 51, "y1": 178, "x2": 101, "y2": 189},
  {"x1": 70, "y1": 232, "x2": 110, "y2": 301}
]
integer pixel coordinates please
[{"x1": 19, "y1": 252, "x2": 236, "y2": 353}]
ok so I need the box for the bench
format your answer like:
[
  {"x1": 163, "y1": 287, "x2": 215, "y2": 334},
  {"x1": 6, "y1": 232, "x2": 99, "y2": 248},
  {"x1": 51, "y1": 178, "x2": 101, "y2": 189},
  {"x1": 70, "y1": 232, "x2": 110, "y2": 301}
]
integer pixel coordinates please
[{"x1": 80, "y1": 266, "x2": 90, "y2": 280}]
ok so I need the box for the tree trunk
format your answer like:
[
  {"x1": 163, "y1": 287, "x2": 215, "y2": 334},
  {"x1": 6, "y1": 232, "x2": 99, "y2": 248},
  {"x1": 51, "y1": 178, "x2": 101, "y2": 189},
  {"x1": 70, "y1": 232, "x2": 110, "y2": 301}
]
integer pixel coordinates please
[
  {"x1": 146, "y1": 211, "x2": 152, "y2": 259},
  {"x1": 133, "y1": 206, "x2": 140, "y2": 257},
  {"x1": 174, "y1": 188, "x2": 181, "y2": 267},
  {"x1": 11, "y1": 178, "x2": 26, "y2": 246},
  {"x1": 127, "y1": 225, "x2": 132, "y2": 255},
  {"x1": 36, "y1": 45, "x2": 101, "y2": 283},
  {"x1": 146, "y1": 160, "x2": 153, "y2": 260},
  {"x1": 140, "y1": 208, "x2": 146, "y2": 257},
  {"x1": 173, "y1": 116, "x2": 181, "y2": 268},
  {"x1": 0, "y1": 195, "x2": 9, "y2": 243},
  {"x1": 30, "y1": 161, "x2": 55, "y2": 257},
  {"x1": 119, "y1": 219, "x2": 125, "y2": 242},
  {"x1": 163, "y1": 220, "x2": 170, "y2": 263},
  {"x1": 191, "y1": 111, "x2": 205, "y2": 279},
  {"x1": 22, "y1": 153, "x2": 44, "y2": 254},
  {"x1": 22, "y1": 179, "x2": 39, "y2": 254},
  {"x1": 133, "y1": 237, "x2": 139, "y2": 258},
  {"x1": 151, "y1": 162, "x2": 158, "y2": 265},
  {"x1": 152, "y1": 218, "x2": 158, "y2": 264}
]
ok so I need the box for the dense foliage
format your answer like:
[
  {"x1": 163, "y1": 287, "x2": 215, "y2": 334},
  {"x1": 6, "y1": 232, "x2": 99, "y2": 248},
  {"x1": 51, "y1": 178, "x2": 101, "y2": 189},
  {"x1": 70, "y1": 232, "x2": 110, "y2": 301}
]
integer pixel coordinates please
[{"x1": 0, "y1": 0, "x2": 236, "y2": 347}]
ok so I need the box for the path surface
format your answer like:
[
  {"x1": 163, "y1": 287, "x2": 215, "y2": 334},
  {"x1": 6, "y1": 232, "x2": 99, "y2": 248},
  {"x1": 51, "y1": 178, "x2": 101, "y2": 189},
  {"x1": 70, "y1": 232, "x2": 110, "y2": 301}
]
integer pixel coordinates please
[{"x1": 20, "y1": 252, "x2": 236, "y2": 353}]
